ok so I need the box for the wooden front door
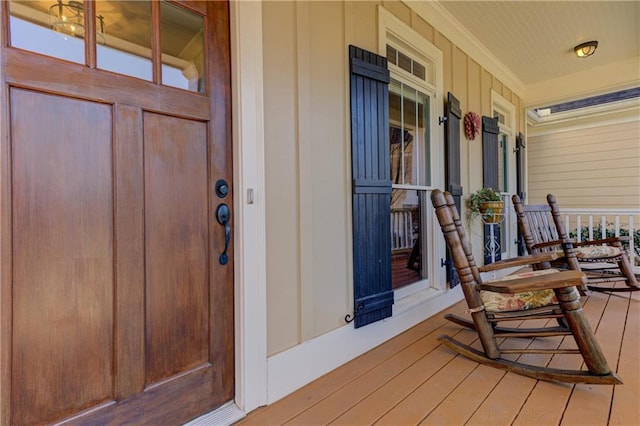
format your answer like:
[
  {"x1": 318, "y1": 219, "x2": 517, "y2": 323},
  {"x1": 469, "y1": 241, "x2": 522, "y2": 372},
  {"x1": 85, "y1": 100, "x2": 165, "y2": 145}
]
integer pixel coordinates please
[{"x1": 0, "y1": 2, "x2": 233, "y2": 425}]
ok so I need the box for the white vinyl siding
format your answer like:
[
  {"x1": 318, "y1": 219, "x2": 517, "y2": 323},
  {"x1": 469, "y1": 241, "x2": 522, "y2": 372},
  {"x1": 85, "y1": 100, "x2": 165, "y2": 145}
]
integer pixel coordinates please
[{"x1": 528, "y1": 120, "x2": 640, "y2": 208}]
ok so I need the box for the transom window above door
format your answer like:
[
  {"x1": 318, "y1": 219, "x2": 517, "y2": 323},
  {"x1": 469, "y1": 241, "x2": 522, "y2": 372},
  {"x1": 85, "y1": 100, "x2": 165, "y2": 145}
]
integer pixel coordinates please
[{"x1": 8, "y1": 0, "x2": 205, "y2": 93}]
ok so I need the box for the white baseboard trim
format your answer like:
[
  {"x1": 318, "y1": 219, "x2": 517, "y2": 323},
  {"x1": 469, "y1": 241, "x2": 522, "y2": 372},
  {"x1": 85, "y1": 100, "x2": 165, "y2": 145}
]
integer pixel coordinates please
[
  {"x1": 184, "y1": 401, "x2": 245, "y2": 426},
  {"x1": 266, "y1": 287, "x2": 463, "y2": 404}
]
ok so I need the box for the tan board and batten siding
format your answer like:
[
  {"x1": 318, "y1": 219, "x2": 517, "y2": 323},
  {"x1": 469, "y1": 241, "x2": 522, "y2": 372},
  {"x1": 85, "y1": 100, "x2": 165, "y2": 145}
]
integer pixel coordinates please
[
  {"x1": 528, "y1": 119, "x2": 640, "y2": 208},
  {"x1": 262, "y1": 1, "x2": 525, "y2": 356}
]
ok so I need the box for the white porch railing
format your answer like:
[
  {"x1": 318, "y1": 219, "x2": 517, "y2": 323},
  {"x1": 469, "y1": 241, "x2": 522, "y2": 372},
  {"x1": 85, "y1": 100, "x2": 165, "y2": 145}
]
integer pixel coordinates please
[
  {"x1": 561, "y1": 208, "x2": 640, "y2": 265},
  {"x1": 391, "y1": 203, "x2": 640, "y2": 265},
  {"x1": 391, "y1": 207, "x2": 416, "y2": 251}
]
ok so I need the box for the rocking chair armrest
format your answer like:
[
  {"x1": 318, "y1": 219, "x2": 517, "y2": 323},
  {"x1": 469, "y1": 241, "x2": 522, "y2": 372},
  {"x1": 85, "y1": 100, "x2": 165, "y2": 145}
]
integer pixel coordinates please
[
  {"x1": 478, "y1": 270, "x2": 587, "y2": 294},
  {"x1": 478, "y1": 252, "x2": 560, "y2": 272},
  {"x1": 572, "y1": 236, "x2": 630, "y2": 247},
  {"x1": 531, "y1": 239, "x2": 566, "y2": 250}
]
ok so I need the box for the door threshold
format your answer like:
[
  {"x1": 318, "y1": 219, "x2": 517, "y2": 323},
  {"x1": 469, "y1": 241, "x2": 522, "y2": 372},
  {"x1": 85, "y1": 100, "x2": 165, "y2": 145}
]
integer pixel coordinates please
[{"x1": 183, "y1": 401, "x2": 245, "y2": 426}]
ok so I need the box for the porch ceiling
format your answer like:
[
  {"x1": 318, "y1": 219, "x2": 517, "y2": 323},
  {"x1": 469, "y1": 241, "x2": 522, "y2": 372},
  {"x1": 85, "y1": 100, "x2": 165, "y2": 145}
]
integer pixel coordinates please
[{"x1": 436, "y1": 1, "x2": 640, "y2": 86}]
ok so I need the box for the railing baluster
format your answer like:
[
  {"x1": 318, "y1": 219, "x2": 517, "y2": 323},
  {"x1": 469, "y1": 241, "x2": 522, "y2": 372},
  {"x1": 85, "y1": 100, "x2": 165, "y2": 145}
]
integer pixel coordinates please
[
  {"x1": 630, "y1": 216, "x2": 636, "y2": 264},
  {"x1": 577, "y1": 215, "x2": 583, "y2": 243},
  {"x1": 391, "y1": 208, "x2": 417, "y2": 251}
]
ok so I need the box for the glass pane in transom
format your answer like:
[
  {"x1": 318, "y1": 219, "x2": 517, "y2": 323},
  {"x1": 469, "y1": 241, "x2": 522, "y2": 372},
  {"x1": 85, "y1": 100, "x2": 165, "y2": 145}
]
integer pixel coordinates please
[
  {"x1": 160, "y1": 1, "x2": 205, "y2": 93},
  {"x1": 9, "y1": 0, "x2": 85, "y2": 65},
  {"x1": 95, "y1": 1, "x2": 152, "y2": 81}
]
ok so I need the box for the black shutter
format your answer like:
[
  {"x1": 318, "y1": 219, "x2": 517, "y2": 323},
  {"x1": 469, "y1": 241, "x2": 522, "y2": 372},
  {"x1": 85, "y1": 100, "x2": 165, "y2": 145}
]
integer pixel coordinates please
[
  {"x1": 444, "y1": 92, "x2": 462, "y2": 287},
  {"x1": 349, "y1": 45, "x2": 393, "y2": 328},
  {"x1": 482, "y1": 116, "x2": 501, "y2": 264},
  {"x1": 515, "y1": 132, "x2": 526, "y2": 255}
]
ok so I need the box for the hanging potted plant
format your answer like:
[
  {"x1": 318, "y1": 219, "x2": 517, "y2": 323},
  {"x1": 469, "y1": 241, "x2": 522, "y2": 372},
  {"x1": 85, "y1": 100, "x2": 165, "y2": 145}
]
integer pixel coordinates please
[{"x1": 468, "y1": 187, "x2": 504, "y2": 223}]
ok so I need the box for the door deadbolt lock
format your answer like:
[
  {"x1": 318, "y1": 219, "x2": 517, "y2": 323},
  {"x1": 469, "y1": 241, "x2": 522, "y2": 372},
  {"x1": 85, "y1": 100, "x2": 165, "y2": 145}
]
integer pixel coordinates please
[{"x1": 215, "y1": 179, "x2": 229, "y2": 198}]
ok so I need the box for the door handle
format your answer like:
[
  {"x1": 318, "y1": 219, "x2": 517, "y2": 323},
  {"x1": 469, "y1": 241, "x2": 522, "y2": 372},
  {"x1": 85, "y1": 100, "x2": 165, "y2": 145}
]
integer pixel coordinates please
[{"x1": 216, "y1": 203, "x2": 230, "y2": 265}]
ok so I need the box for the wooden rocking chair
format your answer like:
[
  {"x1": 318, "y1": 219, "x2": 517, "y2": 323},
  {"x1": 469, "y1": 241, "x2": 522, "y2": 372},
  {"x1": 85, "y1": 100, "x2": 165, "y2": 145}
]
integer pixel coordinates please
[
  {"x1": 441, "y1": 191, "x2": 570, "y2": 335},
  {"x1": 431, "y1": 189, "x2": 622, "y2": 385},
  {"x1": 512, "y1": 194, "x2": 639, "y2": 293}
]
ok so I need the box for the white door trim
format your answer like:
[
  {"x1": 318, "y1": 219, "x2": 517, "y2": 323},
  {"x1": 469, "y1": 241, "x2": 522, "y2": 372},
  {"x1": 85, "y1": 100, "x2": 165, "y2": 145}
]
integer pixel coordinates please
[{"x1": 230, "y1": 0, "x2": 268, "y2": 414}]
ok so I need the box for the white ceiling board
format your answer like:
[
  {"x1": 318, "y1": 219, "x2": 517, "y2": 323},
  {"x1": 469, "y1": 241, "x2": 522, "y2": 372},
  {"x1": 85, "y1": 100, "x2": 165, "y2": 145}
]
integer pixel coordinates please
[{"x1": 436, "y1": 1, "x2": 640, "y2": 85}]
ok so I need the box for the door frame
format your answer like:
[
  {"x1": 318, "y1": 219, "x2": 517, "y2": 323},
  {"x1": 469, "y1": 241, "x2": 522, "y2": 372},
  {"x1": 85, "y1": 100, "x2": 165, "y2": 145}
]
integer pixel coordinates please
[{"x1": 229, "y1": 0, "x2": 268, "y2": 414}]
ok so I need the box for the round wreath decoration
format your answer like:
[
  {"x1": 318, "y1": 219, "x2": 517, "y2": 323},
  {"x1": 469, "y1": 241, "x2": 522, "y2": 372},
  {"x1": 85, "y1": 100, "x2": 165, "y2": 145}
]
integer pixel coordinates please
[{"x1": 464, "y1": 111, "x2": 481, "y2": 140}]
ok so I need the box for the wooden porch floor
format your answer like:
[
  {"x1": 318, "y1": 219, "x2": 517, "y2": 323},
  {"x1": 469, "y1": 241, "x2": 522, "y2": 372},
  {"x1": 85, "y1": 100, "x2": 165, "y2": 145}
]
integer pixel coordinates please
[{"x1": 237, "y1": 284, "x2": 639, "y2": 425}]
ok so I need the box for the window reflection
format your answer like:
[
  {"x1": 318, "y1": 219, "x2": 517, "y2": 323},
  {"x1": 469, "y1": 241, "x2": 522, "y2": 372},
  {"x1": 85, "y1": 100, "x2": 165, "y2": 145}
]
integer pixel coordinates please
[
  {"x1": 9, "y1": 0, "x2": 203, "y2": 91},
  {"x1": 9, "y1": 0, "x2": 85, "y2": 65},
  {"x1": 49, "y1": 0, "x2": 86, "y2": 38},
  {"x1": 96, "y1": 1, "x2": 152, "y2": 81},
  {"x1": 389, "y1": 80, "x2": 430, "y2": 186},
  {"x1": 160, "y1": 1, "x2": 205, "y2": 93},
  {"x1": 391, "y1": 189, "x2": 428, "y2": 289},
  {"x1": 389, "y1": 78, "x2": 431, "y2": 290}
]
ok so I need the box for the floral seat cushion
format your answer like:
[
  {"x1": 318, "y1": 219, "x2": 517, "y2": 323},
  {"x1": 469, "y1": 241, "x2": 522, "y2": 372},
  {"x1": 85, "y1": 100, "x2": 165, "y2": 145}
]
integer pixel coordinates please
[
  {"x1": 480, "y1": 269, "x2": 559, "y2": 312},
  {"x1": 575, "y1": 245, "x2": 622, "y2": 259}
]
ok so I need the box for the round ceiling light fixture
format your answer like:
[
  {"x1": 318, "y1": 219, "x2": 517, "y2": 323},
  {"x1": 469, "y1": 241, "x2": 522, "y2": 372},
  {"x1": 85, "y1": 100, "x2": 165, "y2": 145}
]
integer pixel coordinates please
[{"x1": 574, "y1": 41, "x2": 598, "y2": 58}]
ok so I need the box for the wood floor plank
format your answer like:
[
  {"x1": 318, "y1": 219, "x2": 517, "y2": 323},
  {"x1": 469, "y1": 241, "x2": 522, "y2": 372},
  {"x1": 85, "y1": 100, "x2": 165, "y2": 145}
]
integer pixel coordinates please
[
  {"x1": 466, "y1": 319, "x2": 560, "y2": 425},
  {"x1": 592, "y1": 287, "x2": 630, "y2": 364},
  {"x1": 609, "y1": 291, "x2": 640, "y2": 425},
  {"x1": 237, "y1": 282, "x2": 632, "y2": 426},
  {"x1": 466, "y1": 372, "x2": 537, "y2": 425},
  {"x1": 329, "y1": 326, "x2": 465, "y2": 425},
  {"x1": 372, "y1": 330, "x2": 480, "y2": 426},
  {"x1": 418, "y1": 363, "x2": 506, "y2": 425},
  {"x1": 418, "y1": 327, "x2": 538, "y2": 425},
  {"x1": 512, "y1": 292, "x2": 609, "y2": 425},
  {"x1": 510, "y1": 330, "x2": 583, "y2": 426},
  {"x1": 561, "y1": 286, "x2": 628, "y2": 426},
  {"x1": 333, "y1": 318, "x2": 538, "y2": 426},
  {"x1": 374, "y1": 356, "x2": 478, "y2": 425},
  {"x1": 284, "y1": 323, "x2": 455, "y2": 425},
  {"x1": 238, "y1": 303, "x2": 466, "y2": 425}
]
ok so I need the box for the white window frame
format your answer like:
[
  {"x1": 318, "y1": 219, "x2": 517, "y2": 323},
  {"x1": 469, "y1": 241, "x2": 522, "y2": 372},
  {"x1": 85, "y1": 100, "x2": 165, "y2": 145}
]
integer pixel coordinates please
[{"x1": 379, "y1": 6, "x2": 445, "y2": 302}]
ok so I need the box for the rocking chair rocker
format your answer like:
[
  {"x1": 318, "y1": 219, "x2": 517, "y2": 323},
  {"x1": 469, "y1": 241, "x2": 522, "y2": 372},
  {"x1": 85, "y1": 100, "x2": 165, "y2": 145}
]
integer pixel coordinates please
[
  {"x1": 431, "y1": 189, "x2": 621, "y2": 385},
  {"x1": 512, "y1": 194, "x2": 639, "y2": 293}
]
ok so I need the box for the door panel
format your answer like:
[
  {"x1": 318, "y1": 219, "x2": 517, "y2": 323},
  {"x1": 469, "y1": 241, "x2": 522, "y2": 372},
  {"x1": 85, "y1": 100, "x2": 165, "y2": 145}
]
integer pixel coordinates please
[
  {"x1": 114, "y1": 104, "x2": 146, "y2": 400},
  {"x1": 1, "y1": 2, "x2": 233, "y2": 424},
  {"x1": 11, "y1": 90, "x2": 115, "y2": 425},
  {"x1": 144, "y1": 113, "x2": 210, "y2": 384}
]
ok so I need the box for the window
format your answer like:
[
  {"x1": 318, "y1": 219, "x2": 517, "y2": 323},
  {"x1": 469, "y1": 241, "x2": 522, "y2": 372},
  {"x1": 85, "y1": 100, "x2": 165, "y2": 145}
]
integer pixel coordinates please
[
  {"x1": 379, "y1": 6, "x2": 444, "y2": 296},
  {"x1": 8, "y1": 0, "x2": 205, "y2": 93},
  {"x1": 491, "y1": 91, "x2": 517, "y2": 260},
  {"x1": 95, "y1": 1, "x2": 153, "y2": 82},
  {"x1": 389, "y1": 79, "x2": 431, "y2": 289}
]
